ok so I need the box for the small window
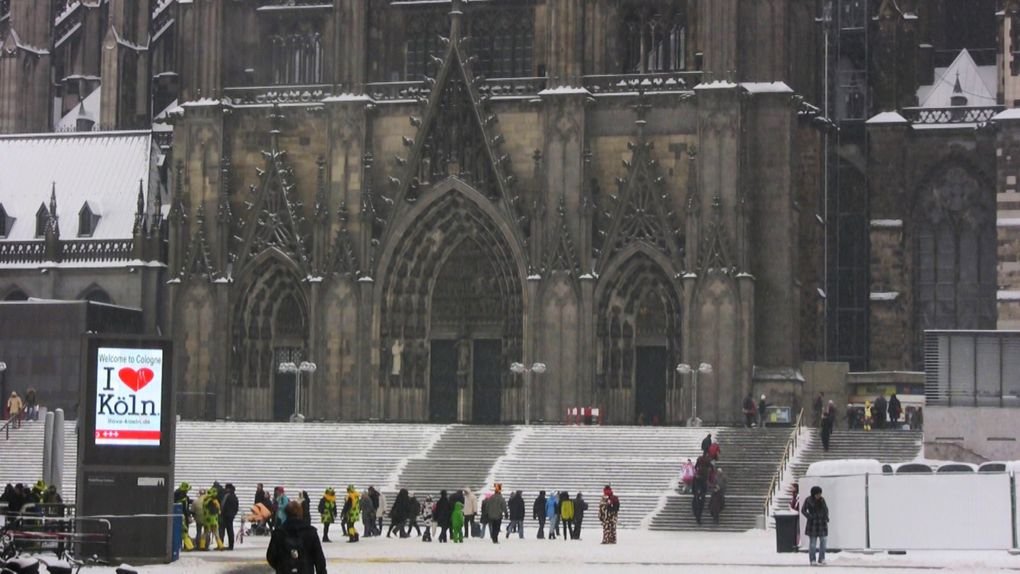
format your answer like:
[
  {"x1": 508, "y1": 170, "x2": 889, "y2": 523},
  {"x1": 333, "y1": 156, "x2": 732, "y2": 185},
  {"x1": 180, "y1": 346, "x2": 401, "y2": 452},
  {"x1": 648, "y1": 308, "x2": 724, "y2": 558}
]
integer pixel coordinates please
[
  {"x1": 0, "y1": 204, "x2": 10, "y2": 237},
  {"x1": 35, "y1": 204, "x2": 49, "y2": 238},
  {"x1": 78, "y1": 202, "x2": 99, "y2": 237}
]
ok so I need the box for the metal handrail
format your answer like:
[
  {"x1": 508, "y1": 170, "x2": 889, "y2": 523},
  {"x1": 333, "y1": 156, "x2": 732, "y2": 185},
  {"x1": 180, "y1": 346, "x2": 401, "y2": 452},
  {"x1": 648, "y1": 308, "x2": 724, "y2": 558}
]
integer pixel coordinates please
[
  {"x1": 762, "y1": 407, "x2": 804, "y2": 525},
  {"x1": 1, "y1": 414, "x2": 21, "y2": 440}
]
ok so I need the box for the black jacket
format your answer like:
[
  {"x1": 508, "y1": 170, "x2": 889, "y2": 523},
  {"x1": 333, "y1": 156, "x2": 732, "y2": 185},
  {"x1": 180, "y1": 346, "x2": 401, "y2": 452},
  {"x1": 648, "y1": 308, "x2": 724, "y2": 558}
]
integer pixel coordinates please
[
  {"x1": 222, "y1": 492, "x2": 239, "y2": 520},
  {"x1": 802, "y1": 495, "x2": 829, "y2": 538},
  {"x1": 435, "y1": 496, "x2": 452, "y2": 527},
  {"x1": 573, "y1": 496, "x2": 588, "y2": 518},
  {"x1": 533, "y1": 494, "x2": 546, "y2": 520},
  {"x1": 701, "y1": 435, "x2": 712, "y2": 454},
  {"x1": 508, "y1": 495, "x2": 525, "y2": 520},
  {"x1": 266, "y1": 520, "x2": 327, "y2": 574}
]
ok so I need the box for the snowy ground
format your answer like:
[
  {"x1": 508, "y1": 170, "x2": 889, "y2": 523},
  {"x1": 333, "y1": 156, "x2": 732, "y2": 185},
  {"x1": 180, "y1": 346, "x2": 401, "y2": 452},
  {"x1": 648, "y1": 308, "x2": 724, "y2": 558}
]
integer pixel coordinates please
[{"x1": 25, "y1": 529, "x2": 1020, "y2": 573}]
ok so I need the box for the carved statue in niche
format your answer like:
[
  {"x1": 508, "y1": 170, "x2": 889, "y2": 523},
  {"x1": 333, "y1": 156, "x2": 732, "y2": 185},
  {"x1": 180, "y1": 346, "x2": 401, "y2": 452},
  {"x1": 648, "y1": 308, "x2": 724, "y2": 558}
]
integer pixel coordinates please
[
  {"x1": 391, "y1": 338, "x2": 404, "y2": 376},
  {"x1": 456, "y1": 336, "x2": 471, "y2": 387}
]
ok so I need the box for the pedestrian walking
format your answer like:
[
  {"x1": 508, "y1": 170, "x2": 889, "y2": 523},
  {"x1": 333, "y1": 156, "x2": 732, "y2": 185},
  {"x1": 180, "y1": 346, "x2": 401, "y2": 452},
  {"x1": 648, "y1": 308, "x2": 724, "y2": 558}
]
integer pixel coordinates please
[
  {"x1": 802, "y1": 486, "x2": 829, "y2": 566},
  {"x1": 266, "y1": 501, "x2": 327, "y2": 574},
  {"x1": 386, "y1": 489, "x2": 410, "y2": 538},
  {"x1": 341, "y1": 485, "x2": 360, "y2": 542},
  {"x1": 709, "y1": 468, "x2": 726, "y2": 524},
  {"x1": 533, "y1": 491, "x2": 547, "y2": 539},
  {"x1": 406, "y1": 493, "x2": 423, "y2": 538},
  {"x1": 360, "y1": 489, "x2": 376, "y2": 537},
  {"x1": 558, "y1": 491, "x2": 574, "y2": 540},
  {"x1": 571, "y1": 493, "x2": 587, "y2": 540},
  {"x1": 7, "y1": 392, "x2": 23, "y2": 429},
  {"x1": 483, "y1": 484, "x2": 508, "y2": 544},
  {"x1": 758, "y1": 394, "x2": 769, "y2": 428},
  {"x1": 220, "y1": 484, "x2": 238, "y2": 550},
  {"x1": 812, "y1": 392, "x2": 824, "y2": 427},
  {"x1": 300, "y1": 491, "x2": 312, "y2": 527},
  {"x1": 545, "y1": 487, "x2": 559, "y2": 539},
  {"x1": 451, "y1": 499, "x2": 465, "y2": 543},
  {"x1": 507, "y1": 490, "x2": 525, "y2": 539},
  {"x1": 820, "y1": 402, "x2": 834, "y2": 451},
  {"x1": 317, "y1": 488, "x2": 336, "y2": 543},
  {"x1": 701, "y1": 432, "x2": 712, "y2": 455},
  {"x1": 435, "y1": 490, "x2": 452, "y2": 543},
  {"x1": 863, "y1": 400, "x2": 873, "y2": 431},
  {"x1": 742, "y1": 393, "x2": 755, "y2": 428},
  {"x1": 874, "y1": 395, "x2": 887, "y2": 430},
  {"x1": 598, "y1": 486, "x2": 619, "y2": 544},
  {"x1": 368, "y1": 487, "x2": 382, "y2": 536},
  {"x1": 888, "y1": 393, "x2": 902, "y2": 428},
  {"x1": 692, "y1": 454, "x2": 711, "y2": 524},
  {"x1": 463, "y1": 488, "x2": 478, "y2": 540}
]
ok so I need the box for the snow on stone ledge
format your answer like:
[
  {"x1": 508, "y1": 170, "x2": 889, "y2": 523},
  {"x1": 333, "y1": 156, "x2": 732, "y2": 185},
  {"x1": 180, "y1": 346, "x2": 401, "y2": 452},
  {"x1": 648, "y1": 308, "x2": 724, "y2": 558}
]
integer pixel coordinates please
[
  {"x1": 992, "y1": 108, "x2": 1020, "y2": 122},
  {"x1": 870, "y1": 219, "x2": 903, "y2": 228},
  {"x1": 740, "y1": 82, "x2": 794, "y2": 94},
  {"x1": 538, "y1": 86, "x2": 592, "y2": 96},
  {"x1": 870, "y1": 292, "x2": 899, "y2": 302},
  {"x1": 999, "y1": 218, "x2": 1020, "y2": 227},
  {"x1": 806, "y1": 459, "x2": 884, "y2": 477},
  {"x1": 865, "y1": 111, "x2": 909, "y2": 125},
  {"x1": 998, "y1": 290, "x2": 1020, "y2": 301},
  {"x1": 693, "y1": 81, "x2": 739, "y2": 91},
  {"x1": 322, "y1": 93, "x2": 375, "y2": 103}
]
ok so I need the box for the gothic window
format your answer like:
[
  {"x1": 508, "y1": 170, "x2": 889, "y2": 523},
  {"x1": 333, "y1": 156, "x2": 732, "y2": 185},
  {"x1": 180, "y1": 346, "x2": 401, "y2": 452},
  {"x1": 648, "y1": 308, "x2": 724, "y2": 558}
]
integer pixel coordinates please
[
  {"x1": 78, "y1": 202, "x2": 99, "y2": 237},
  {"x1": 404, "y1": 8, "x2": 448, "y2": 80},
  {"x1": 82, "y1": 287, "x2": 112, "y2": 304},
  {"x1": 620, "y1": 2, "x2": 687, "y2": 74},
  {"x1": 468, "y1": 7, "x2": 534, "y2": 78},
  {"x1": 1012, "y1": 13, "x2": 1020, "y2": 76},
  {"x1": 0, "y1": 204, "x2": 10, "y2": 238},
  {"x1": 35, "y1": 204, "x2": 48, "y2": 238},
  {"x1": 917, "y1": 167, "x2": 997, "y2": 354},
  {"x1": 268, "y1": 21, "x2": 324, "y2": 85},
  {"x1": 839, "y1": 0, "x2": 866, "y2": 30}
]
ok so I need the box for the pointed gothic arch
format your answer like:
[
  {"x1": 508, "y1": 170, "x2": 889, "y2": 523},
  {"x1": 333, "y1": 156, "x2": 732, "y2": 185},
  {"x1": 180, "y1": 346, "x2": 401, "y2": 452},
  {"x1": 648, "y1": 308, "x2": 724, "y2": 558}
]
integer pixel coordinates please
[
  {"x1": 231, "y1": 248, "x2": 310, "y2": 420},
  {"x1": 377, "y1": 177, "x2": 527, "y2": 423},
  {"x1": 595, "y1": 248, "x2": 683, "y2": 424},
  {"x1": 77, "y1": 283, "x2": 113, "y2": 304}
]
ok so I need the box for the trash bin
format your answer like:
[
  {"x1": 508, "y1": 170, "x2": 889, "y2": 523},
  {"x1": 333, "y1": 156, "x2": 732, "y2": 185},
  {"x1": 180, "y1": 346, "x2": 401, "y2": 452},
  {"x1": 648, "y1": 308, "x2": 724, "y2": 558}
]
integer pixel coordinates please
[
  {"x1": 774, "y1": 511, "x2": 799, "y2": 553},
  {"x1": 172, "y1": 503, "x2": 183, "y2": 561}
]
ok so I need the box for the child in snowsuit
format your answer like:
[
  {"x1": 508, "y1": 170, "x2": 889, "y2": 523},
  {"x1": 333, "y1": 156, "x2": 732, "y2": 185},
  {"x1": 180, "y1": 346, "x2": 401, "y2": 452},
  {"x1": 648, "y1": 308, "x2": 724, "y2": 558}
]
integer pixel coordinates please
[
  {"x1": 318, "y1": 488, "x2": 337, "y2": 542},
  {"x1": 451, "y1": 501, "x2": 465, "y2": 543}
]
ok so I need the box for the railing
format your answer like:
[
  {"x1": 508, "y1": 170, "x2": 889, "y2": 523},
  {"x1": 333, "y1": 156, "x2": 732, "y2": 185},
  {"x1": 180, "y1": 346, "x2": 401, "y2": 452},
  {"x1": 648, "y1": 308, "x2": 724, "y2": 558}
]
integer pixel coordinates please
[
  {"x1": 900, "y1": 105, "x2": 1004, "y2": 125},
  {"x1": 258, "y1": 0, "x2": 333, "y2": 7},
  {"x1": 222, "y1": 84, "x2": 334, "y2": 106},
  {"x1": 762, "y1": 407, "x2": 804, "y2": 527},
  {"x1": 477, "y1": 77, "x2": 547, "y2": 99},
  {"x1": 0, "y1": 241, "x2": 46, "y2": 264},
  {"x1": 582, "y1": 71, "x2": 703, "y2": 94},
  {"x1": 1, "y1": 414, "x2": 21, "y2": 440},
  {"x1": 62, "y1": 239, "x2": 133, "y2": 263}
]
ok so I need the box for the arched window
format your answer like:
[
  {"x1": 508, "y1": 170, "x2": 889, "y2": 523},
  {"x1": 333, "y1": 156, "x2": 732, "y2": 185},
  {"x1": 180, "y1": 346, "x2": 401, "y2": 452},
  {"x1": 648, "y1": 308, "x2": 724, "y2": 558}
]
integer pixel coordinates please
[
  {"x1": 404, "y1": 8, "x2": 448, "y2": 80},
  {"x1": 78, "y1": 202, "x2": 99, "y2": 237},
  {"x1": 35, "y1": 204, "x2": 49, "y2": 238},
  {"x1": 0, "y1": 204, "x2": 10, "y2": 238},
  {"x1": 917, "y1": 167, "x2": 997, "y2": 354},
  {"x1": 3, "y1": 289, "x2": 29, "y2": 301},
  {"x1": 620, "y1": 2, "x2": 687, "y2": 74},
  {"x1": 82, "y1": 287, "x2": 113, "y2": 304},
  {"x1": 268, "y1": 20, "x2": 323, "y2": 85},
  {"x1": 468, "y1": 6, "x2": 534, "y2": 78}
]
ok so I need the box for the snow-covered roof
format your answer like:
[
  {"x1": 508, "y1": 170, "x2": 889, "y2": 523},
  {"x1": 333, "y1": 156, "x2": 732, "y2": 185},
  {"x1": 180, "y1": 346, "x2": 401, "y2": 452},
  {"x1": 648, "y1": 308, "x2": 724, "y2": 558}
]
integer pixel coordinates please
[
  {"x1": 992, "y1": 108, "x2": 1020, "y2": 122},
  {"x1": 916, "y1": 49, "x2": 996, "y2": 108},
  {"x1": 805, "y1": 459, "x2": 884, "y2": 477},
  {"x1": 0, "y1": 131, "x2": 157, "y2": 241},
  {"x1": 740, "y1": 82, "x2": 793, "y2": 95},
  {"x1": 866, "y1": 111, "x2": 908, "y2": 125}
]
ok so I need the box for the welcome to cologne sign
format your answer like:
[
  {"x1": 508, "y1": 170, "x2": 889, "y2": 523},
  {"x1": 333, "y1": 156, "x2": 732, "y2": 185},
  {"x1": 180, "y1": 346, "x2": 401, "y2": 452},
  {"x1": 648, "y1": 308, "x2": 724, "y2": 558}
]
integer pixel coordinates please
[{"x1": 94, "y1": 347, "x2": 164, "y2": 446}]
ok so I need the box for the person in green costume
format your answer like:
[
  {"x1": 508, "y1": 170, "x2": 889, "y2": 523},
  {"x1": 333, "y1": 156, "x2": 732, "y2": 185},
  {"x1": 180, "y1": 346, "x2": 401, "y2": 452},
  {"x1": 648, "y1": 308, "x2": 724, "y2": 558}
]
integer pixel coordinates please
[
  {"x1": 451, "y1": 500, "x2": 465, "y2": 543},
  {"x1": 318, "y1": 488, "x2": 337, "y2": 542},
  {"x1": 340, "y1": 485, "x2": 360, "y2": 542}
]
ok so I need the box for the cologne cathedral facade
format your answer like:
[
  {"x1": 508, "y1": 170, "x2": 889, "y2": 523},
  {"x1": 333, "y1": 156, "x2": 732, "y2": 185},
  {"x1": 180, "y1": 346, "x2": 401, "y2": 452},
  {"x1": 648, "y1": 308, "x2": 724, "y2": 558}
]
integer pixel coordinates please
[{"x1": 1, "y1": 0, "x2": 1015, "y2": 424}]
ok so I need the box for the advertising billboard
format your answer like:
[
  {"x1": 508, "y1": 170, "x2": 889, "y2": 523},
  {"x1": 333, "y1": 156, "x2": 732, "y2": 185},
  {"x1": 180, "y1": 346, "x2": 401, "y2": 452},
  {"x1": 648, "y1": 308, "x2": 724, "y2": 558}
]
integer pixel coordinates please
[{"x1": 94, "y1": 347, "x2": 164, "y2": 446}]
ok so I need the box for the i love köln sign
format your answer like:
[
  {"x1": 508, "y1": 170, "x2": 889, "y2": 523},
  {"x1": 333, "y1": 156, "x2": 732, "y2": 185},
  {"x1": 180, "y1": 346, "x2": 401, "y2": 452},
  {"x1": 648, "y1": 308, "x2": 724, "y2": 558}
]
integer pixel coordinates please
[{"x1": 94, "y1": 347, "x2": 165, "y2": 447}]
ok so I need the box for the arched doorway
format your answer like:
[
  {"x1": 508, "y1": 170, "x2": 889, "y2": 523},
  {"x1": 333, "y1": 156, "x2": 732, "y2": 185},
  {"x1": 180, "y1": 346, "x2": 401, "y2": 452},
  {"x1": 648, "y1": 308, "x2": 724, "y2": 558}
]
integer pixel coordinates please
[
  {"x1": 597, "y1": 251, "x2": 682, "y2": 424},
  {"x1": 232, "y1": 254, "x2": 309, "y2": 421},
  {"x1": 380, "y1": 184, "x2": 524, "y2": 423}
]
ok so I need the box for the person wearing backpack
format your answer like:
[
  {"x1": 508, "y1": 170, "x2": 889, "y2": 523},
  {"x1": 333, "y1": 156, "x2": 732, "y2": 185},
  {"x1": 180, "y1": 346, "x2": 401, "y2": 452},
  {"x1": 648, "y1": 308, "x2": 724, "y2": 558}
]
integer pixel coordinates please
[
  {"x1": 267, "y1": 500, "x2": 327, "y2": 574},
  {"x1": 558, "y1": 491, "x2": 574, "y2": 540}
]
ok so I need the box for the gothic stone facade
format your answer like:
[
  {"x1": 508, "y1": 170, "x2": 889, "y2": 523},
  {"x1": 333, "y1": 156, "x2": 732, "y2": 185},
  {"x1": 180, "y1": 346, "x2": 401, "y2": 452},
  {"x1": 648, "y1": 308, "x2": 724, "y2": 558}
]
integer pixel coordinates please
[{"x1": 165, "y1": 0, "x2": 825, "y2": 424}]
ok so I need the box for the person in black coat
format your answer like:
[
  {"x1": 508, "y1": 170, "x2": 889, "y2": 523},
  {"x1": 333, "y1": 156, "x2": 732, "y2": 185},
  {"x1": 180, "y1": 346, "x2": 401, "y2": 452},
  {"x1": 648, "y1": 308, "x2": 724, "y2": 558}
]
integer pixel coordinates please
[
  {"x1": 874, "y1": 395, "x2": 887, "y2": 429},
  {"x1": 387, "y1": 489, "x2": 410, "y2": 538},
  {"x1": 435, "y1": 490, "x2": 452, "y2": 542},
  {"x1": 406, "y1": 494, "x2": 422, "y2": 537},
  {"x1": 533, "y1": 491, "x2": 547, "y2": 539},
  {"x1": 571, "y1": 492, "x2": 588, "y2": 540},
  {"x1": 888, "y1": 393, "x2": 902, "y2": 428},
  {"x1": 701, "y1": 433, "x2": 712, "y2": 455},
  {"x1": 254, "y1": 484, "x2": 268, "y2": 508},
  {"x1": 507, "y1": 490, "x2": 525, "y2": 539},
  {"x1": 220, "y1": 484, "x2": 239, "y2": 550},
  {"x1": 267, "y1": 501, "x2": 327, "y2": 574},
  {"x1": 301, "y1": 490, "x2": 312, "y2": 527},
  {"x1": 801, "y1": 486, "x2": 829, "y2": 566}
]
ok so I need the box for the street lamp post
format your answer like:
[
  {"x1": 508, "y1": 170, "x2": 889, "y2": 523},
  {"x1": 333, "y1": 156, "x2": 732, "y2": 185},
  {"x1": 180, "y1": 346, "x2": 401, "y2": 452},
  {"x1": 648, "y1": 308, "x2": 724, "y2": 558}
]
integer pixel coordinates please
[
  {"x1": 278, "y1": 360, "x2": 317, "y2": 422},
  {"x1": 511, "y1": 361, "x2": 546, "y2": 425},
  {"x1": 676, "y1": 362, "x2": 713, "y2": 427},
  {"x1": 0, "y1": 362, "x2": 6, "y2": 421}
]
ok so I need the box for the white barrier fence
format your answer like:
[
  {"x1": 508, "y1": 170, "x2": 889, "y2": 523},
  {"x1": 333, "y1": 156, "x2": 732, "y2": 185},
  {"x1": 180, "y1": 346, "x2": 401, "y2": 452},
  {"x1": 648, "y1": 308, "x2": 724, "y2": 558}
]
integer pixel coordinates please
[{"x1": 797, "y1": 460, "x2": 1019, "y2": 551}]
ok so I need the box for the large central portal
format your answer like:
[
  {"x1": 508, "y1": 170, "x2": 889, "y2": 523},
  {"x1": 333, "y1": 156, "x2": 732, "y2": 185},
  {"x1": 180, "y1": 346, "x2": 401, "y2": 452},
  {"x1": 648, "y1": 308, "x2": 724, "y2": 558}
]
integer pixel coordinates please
[{"x1": 380, "y1": 186, "x2": 524, "y2": 423}]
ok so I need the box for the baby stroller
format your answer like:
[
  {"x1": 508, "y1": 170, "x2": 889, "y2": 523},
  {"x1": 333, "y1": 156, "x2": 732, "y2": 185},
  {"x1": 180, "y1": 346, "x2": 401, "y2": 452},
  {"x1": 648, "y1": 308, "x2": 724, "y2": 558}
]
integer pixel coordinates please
[{"x1": 243, "y1": 503, "x2": 273, "y2": 537}]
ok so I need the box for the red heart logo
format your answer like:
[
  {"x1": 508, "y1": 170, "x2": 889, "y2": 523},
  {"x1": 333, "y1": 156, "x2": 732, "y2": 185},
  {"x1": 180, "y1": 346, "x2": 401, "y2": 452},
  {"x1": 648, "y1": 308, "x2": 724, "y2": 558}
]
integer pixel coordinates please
[{"x1": 118, "y1": 368, "x2": 154, "y2": 392}]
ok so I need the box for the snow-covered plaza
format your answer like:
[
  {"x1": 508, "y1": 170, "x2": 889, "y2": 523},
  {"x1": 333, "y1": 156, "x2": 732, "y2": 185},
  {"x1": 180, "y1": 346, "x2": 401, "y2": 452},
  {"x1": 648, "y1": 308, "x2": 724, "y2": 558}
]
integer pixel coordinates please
[{"x1": 113, "y1": 530, "x2": 1020, "y2": 574}]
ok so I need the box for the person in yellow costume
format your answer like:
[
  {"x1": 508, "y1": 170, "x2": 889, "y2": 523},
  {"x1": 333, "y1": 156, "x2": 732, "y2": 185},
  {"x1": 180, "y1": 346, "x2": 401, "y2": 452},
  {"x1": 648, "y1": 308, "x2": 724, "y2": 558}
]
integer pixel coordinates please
[
  {"x1": 200, "y1": 487, "x2": 225, "y2": 550},
  {"x1": 340, "y1": 485, "x2": 360, "y2": 542},
  {"x1": 863, "y1": 401, "x2": 873, "y2": 432}
]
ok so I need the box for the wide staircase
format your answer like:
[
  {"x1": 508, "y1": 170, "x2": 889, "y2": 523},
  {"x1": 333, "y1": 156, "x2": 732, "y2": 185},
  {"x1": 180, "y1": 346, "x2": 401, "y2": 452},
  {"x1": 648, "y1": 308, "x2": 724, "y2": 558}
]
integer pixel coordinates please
[
  {"x1": 771, "y1": 428, "x2": 923, "y2": 512},
  {"x1": 396, "y1": 425, "x2": 515, "y2": 494},
  {"x1": 648, "y1": 427, "x2": 792, "y2": 532},
  {"x1": 1, "y1": 420, "x2": 796, "y2": 531}
]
